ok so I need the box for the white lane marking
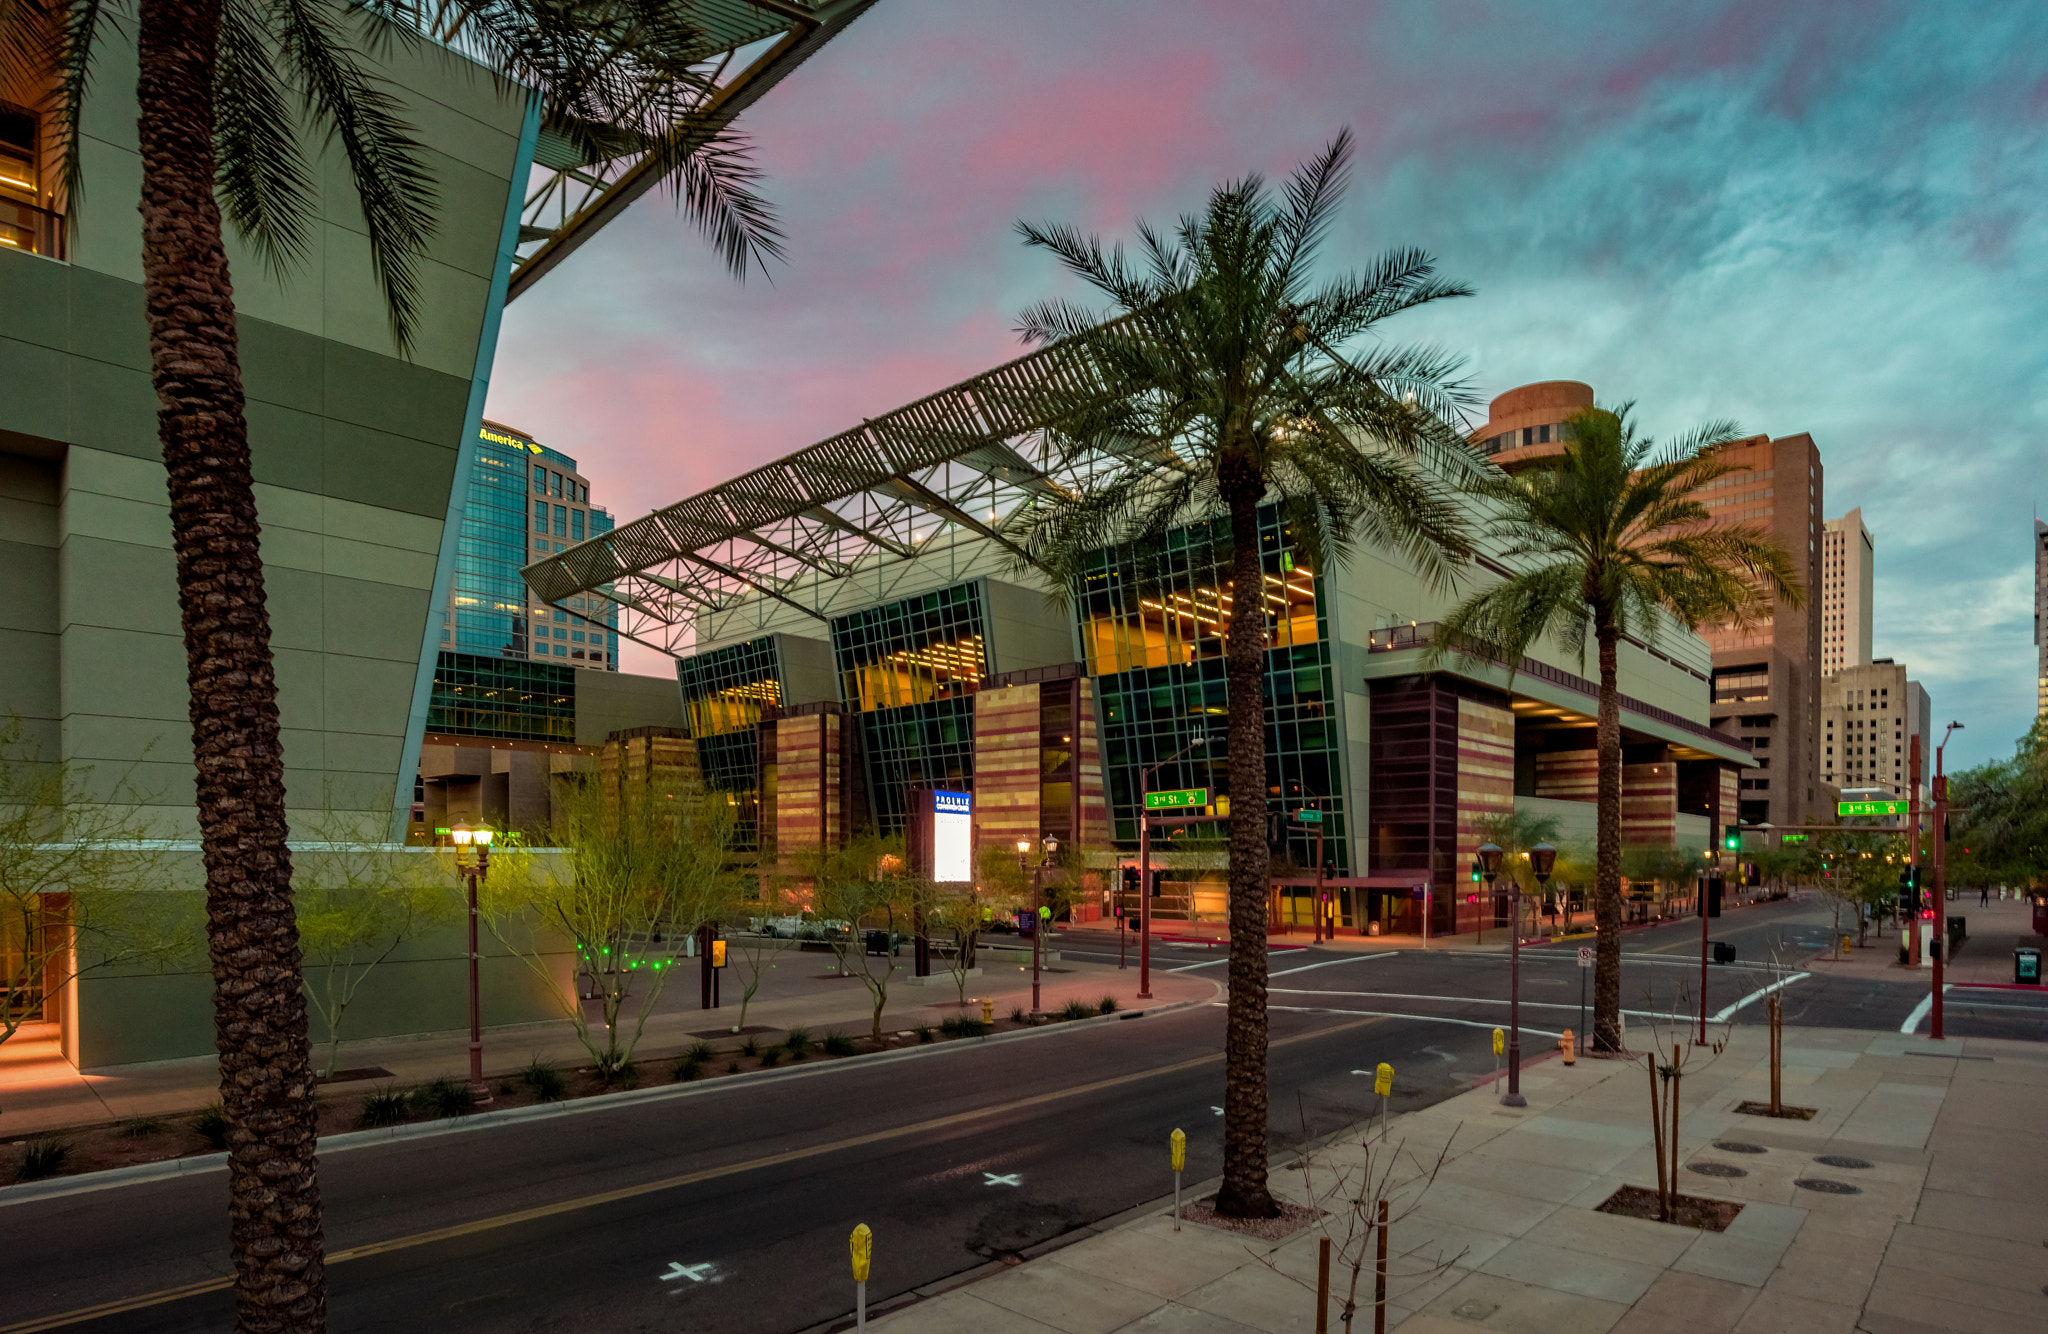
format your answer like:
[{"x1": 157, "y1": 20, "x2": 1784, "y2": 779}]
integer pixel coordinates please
[
  {"x1": 1270, "y1": 953, "x2": 1398, "y2": 977},
  {"x1": 983, "y1": 1172, "x2": 1021, "y2": 1187},
  {"x1": 1267, "y1": 988, "x2": 1691, "y2": 1021},
  {"x1": 1899, "y1": 985, "x2": 1951, "y2": 1035},
  {"x1": 1269, "y1": 1003, "x2": 1562, "y2": 1038},
  {"x1": 1211, "y1": 1105, "x2": 1224, "y2": 1115},
  {"x1": 1709, "y1": 973, "x2": 1808, "y2": 1024},
  {"x1": 661, "y1": 1262, "x2": 716, "y2": 1283},
  {"x1": 1169, "y1": 958, "x2": 1230, "y2": 971}
]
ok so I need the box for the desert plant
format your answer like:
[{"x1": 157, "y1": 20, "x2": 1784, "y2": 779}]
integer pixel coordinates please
[
  {"x1": 122, "y1": 1116, "x2": 166, "y2": 1138},
  {"x1": 672, "y1": 1056, "x2": 703, "y2": 1082},
  {"x1": 1097, "y1": 996, "x2": 1120, "y2": 1015},
  {"x1": 193, "y1": 1101, "x2": 231, "y2": 1151},
  {"x1": 740, "y1": 1037, "x2": 759, "y2": 1058},
  {"x1": 783, "y1": 1028, "x2": 812, "y2": 1058},
  {"x1": 914, "y1": 1024, "x2": 934, "y2": 1044},
  {"x1": 822, "y1": 1031, "x2": 858, "y2": 1057},
  {"x1": 797, "y1": 835, "x2": 918, "y2": 1045},
  {"x1": 356, "y1": 1088, "x2": 409, "y2": 1130},
  {"x1": 939, "y1": 1016, "x2": 989, "y2": 1039},
  {"x1": 16, "y1": 1138, "x2": 69, "y2": 1182},
  {"x1": 1060, "y1": 999, "x2": 1093, "y2": 1022},
  {"x1": 409, "y1": 1078, "x2": 477, "y2": 1120},
  {"x1": 1009, "y1": 1006, "x2": 1026, "y2": 1025},
  {"x1": 759, "y1": 1048, "x2": 781, "y2": 1068},
  {"x1": 522, "y1": 1058, "x2": 567, "y2": 1103},
  {"x1": 726, "y1": 1060, "x2": 741, "y2": 1074}
]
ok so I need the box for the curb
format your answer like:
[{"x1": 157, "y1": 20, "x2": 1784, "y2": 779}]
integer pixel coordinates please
[{"x1": 0, "y1": 991, "x2": 1217, "y2": 1209}]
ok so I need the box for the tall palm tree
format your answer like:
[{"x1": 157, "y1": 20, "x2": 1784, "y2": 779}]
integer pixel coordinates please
[
  {"x1": 3, "y1": 3, "x2": 780, "y2": 1327},
  {"x1": 1431, "y1": 404, "x2": 1802, "y2": 1055},
  {"x1": 1012, "y1": 129, "x2": 1478, "y2": 1217}
]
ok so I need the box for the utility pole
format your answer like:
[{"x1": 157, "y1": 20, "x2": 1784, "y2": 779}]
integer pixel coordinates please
[
  {"x1": 1932, "y1": 721, "x2": 1963, "y2": 1040},
  {"x1": 1908, "y1": 735, "x2": 1923, "y2": 968}
]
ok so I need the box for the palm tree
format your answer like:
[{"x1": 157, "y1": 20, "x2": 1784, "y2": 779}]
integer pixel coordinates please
[
  {"x1": 3, "y1": 3, "x2": 779, "y2": 1327},
  {"x1": 1011, "y1": 130, "x2": 1478, "y2": 1217},
  {"x1": 1431, "y1": 403, "x2": 1802, "y2": 1054}
]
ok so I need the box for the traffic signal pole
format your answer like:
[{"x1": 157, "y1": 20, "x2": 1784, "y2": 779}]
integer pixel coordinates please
[
  {"x1": 1908, "y1": 736, "x2": 1923, "y2": 969},
  {"x1": 1138, "y1": 817, "x2": 1152, "y2": 1000}
]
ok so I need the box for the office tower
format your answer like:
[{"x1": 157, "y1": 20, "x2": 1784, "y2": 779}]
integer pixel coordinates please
[{"x1": 1821, "y1": 509, "x2": 1874, "y2": 674}]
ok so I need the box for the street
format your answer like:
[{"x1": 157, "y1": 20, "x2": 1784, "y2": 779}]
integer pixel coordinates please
[{"x1": 4, "y1": 896, "x2": 2037, "y2": 1333}]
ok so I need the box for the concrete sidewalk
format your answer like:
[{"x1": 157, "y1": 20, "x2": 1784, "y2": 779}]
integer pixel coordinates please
[
  {"x1": 1802, "y1": 893, "x2": 2041, "y2": 988},
  {"x1": 0, "y1": 948, "x2": 1220, "y2": 1138},
  {"x1": 868, "y1": 1022, "x2": 2048, "y2": 1334}
]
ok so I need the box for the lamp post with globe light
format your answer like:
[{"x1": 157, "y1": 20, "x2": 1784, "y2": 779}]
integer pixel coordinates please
[{"x1": 450, "y1": 821, "x2": 494, "y2": 1104}]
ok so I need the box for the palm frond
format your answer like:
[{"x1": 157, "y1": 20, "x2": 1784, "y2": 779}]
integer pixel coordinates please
[
  {"x1": 215, "y1": 0, "x2": 314, "y2": 284},
  {"x1": 661, "y1": 126, "x2": 783, "y2": 281}
]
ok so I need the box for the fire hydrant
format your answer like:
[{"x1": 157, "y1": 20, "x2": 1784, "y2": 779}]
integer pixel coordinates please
[
  {"x1": 1559, "y1": 1029, "x2": 1576, "y2": 1066},
  {"x1": 980, "y1": 997, "x2": 994, "y2": 1025}
]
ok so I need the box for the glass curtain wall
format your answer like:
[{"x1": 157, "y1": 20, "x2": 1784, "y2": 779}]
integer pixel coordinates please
[
  {"x1": 429, "y1": 652, "x2": 576, "y2": 742},
  {"x1": 832, "y1": 584, "x2": 988, "y2": 834},
  {"x1": 1083, "y1": 507, "x2": 1347, "y2": 871},
  {"x1": 452, "y1": 433, "x2": 534, "y2": 656},
  {"x1": 678, "y1": 638, "x2": 783, "y2": 850}
]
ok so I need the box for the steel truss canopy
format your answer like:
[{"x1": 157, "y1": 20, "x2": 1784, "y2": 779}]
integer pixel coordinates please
[
  {"x1": 491, "y1": 0, "x2": 878, "y2": 302},
  {"x1": 521, "y1": 322, "x2": 1182, "y2": 658}
]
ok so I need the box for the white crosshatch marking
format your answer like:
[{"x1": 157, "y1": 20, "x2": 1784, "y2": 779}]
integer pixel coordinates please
[
  {"x1": 983, "y1": 1172, "x2": 1021, "y2": 1187},
  {"x1": 661, "y1": 1262, "x2": 716, "y2": 1284}
]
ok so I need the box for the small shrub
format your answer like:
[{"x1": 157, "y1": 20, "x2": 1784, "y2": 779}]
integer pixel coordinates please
[
  {"x1": 597, "y1": 1060, "x2": 639, "y2": 1089},
  {"x1": 821, "y1": 1031, "x2": 857, "y2": 1057},
  {"x1": 1008, "y1": 1006, "x2": 1026, "y2": 1025},
  {"x1": 193, "y1": 1101, "x2": 231, "y2": 1149},
  {"x1": 1097, "y1": 996, "x2": 1119, "y2": 1015},
  {"x1": 16, "y1": 1138, "x2": 69, "y2": 1182},
  {"x1": 1060, "y1": 999, "x2": 1092, "y2": 1022},
  {"x1": 726, "y1": 1059, "x2": 741, "y2": 1074},
  {"x1": 357, "y1": 1088, "x2": 409, "y2": 1129},
  {"x1": 121, "y1": 1116, "x2": 166, "y2": 1138},
  {"x1": 915, "y1": 1024, "x2": 935, "y2": 1044},
  {"x1": 685, "y1": 1042, "x2": 717, "y2": 1066},
  {"x1": 523, "y1": 1058, "x2": 568, "y2": 1103},
  {"x1": 759, "y1": 1048, "x2": 781, "y2": 1068},
  {"x1": 784, "y1": 1027, "x2": 812, "y2": 1058},
  {"x1": 940, "y1": 1016, "x2": 989, "y2": 1039},
  {"x1": 740, "y1": 1037, "x2": 760, "y2": 1058},
  {"x1": 673, "y1": 1057, "x2": 702, "y2": 1082},
  {"x1": 410, "y1": 1078, "x2": 477, "y2": 1119}
]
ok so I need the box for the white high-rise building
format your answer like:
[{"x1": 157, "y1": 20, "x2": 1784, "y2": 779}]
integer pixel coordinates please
[
  {"x1": 1822, "y1": 659, "x2": 1931, "y2": 800},
  {"x1": 1822, "y1": 509, "x2": 1874, "y2": 675}
]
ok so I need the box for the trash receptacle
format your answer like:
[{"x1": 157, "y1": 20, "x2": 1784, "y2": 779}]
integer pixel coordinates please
[
  {"x1": 1712, "y1": 941, "x2": 1737, "y2": 965},
  {"x1": 2017, "y1": 948, "x2": 2042, "y2": 985},
  {"x1": 864, "y1": 929, "x2": 892, "y2": 956},
  {"x1": 1947, "y1": 915, "x2": 1967, "y2": 941}
]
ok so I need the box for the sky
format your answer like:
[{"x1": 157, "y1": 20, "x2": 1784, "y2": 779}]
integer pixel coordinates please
[{"x1": 487, "y1": 0, "x2": 2048, "y2": 769}]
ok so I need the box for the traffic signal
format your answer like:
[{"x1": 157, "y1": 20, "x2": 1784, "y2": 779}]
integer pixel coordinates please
[
  {"x1": 1470, "y1": 860, "x2": 1483, "y2": 884},
  {"x1": 1897, "y1": 866, "x2": 1918, "y2": 919},
  {"x1": 1706, "y1": 875, "x2": 1723, "y2": 918},
  {"x1": 1121, "y1": 865, "x2": 1139, "y2": 897},
  {"x1": 1266, "y1": 811, "x2": 1285, "y2": 851},
  {"x1": 1149, "y1": 870, "x2": 1164, "y2": 899},
  {"x1": 1721, "y1": 824, "x2": 1741, "y2": 853}
]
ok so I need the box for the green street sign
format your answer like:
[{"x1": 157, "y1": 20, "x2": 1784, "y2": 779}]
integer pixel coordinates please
[
  {"x1": 1146, "y1": 788, "x2": 1208, "y2": 810},
  {"x1": 1780, "y1": 833, "x2": 1809, "y2": 844},
  {"x1": 1295, "y1": 809, "x2": 1324, "y2": 824},
  {"x1": 1839, "y1": 799, "x2": 1908, "y2": 817}
]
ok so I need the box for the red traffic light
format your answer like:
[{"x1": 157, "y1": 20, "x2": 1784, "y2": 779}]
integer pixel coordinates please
[
  {"x1": 1466, "y1": 894, "x2": 1478, "y2": 904},
  {"x1": 1920, "y1": 909, "x2": 1936, "y2": 920}
]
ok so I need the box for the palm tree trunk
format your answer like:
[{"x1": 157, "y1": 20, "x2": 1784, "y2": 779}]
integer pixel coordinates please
[
  {"x1": 1591, "y1": 616, "x2": 1624, "y2": 1053},
  {"x1": 1214, "y1": 460, "x2": 1277, "y2": 1218},
  {"x1": 135, "y1": 1, "x2": 326, "y2": 1326}
]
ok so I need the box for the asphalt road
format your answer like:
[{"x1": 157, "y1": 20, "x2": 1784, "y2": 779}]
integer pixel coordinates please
[{"x1": 4, "y1": 896, "x2": 2036, "y2": 1333}]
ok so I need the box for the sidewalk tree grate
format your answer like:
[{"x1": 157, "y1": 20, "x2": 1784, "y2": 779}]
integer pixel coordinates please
[
  {"x1": 1793, "y1": 1178, "x2": 1861, "y2": 1195},
  {"x1": 1686, "y1": 1162, "x2": 1748, "y2": 1178},
  {"x1": 1712, "y1": 1141, "x2": 1767, "y2": 1154},
  {"x1": 1814, "y1": 1155, "x2": 1873, "y2": 1170}
]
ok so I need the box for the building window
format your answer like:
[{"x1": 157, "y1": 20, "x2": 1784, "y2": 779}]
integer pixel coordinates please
[
  {"x1": 571, "y1": 510, "x2": 584, "y2": 542},
  {"x1": 1712, "y1": 667, "x2": 1770, "y2": 703},
  {"x1": 534, "y1": 499, "x2": 548, "y2": 527},
  {"x1": 832, "y1": 582, "x2": 989, "y2": 713},
  {"x1": 550, "y1": 472, "x2": 563, "y2": 497},
  {"x1": 533, "y1": 464, "x2": 547, "y2": 491},
  {"x1": 553, "y1": 504, "x2": 567, "y2": 537}
]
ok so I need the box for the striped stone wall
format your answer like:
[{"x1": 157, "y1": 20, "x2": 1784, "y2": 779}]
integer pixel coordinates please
[
  {"x1": 1534, "y1": 748, "x2": 1599, "y2": 802},
  {"x1": 773, "y1": 712, "x2": 848, "y2": 856},
  {"x1": 972, "y1": 684, "x2": 1040, "y2": 857},
  {"x1": 1075, "y1": 679, "x2": 1107, "y2": 846},
  {"x1": 1622, "y1": 760, "x2": 1678, "y2": 847},
  {"x1": 1454, "y1": 697, "x2": 1516, "y2": 861}
]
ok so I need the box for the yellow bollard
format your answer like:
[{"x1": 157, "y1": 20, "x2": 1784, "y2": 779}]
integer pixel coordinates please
[
  {"x1": 1492, "y1": 1027, "x2": 1505, "y2": 1090},
  {"x1": 1170, "y1": 1128, "x2": 1186, "y2": 1230},
  {"x1": 1559, "y1": 1029, "x2": 1576, "y2": 1066},
  {"x1": 1374, "y1": 1062, "x2": 1394, "y2": 1139},
  {"x1": 849, "y1": 1223, "x2": 871, "y2": 1328}
]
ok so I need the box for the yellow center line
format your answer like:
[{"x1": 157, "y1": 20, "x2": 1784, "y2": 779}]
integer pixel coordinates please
[{"x1": 4, "y1": 1017, "x2": 1379, "y2": 1333}]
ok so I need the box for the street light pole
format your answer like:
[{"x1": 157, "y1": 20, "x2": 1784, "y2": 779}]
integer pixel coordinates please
[
  {"x1": 1479, "y1": 843, "x2": 1525, "y2": 1107},
  {"x1": 450, "y1": 821, "x2": 494, "y2": 1105},
  {"x1": 1932, "y1": 721, "x2": 1962, "y2": 1041},
  {"x1": 1135, "y1": 733, "x2": 1217, "y2": 1002}
]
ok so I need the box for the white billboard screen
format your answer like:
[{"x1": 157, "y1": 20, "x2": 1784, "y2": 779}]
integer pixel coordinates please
[{"x1": 932, "y1": 790, "x2": 972, "y2": 883}]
